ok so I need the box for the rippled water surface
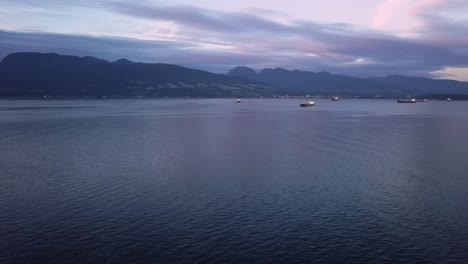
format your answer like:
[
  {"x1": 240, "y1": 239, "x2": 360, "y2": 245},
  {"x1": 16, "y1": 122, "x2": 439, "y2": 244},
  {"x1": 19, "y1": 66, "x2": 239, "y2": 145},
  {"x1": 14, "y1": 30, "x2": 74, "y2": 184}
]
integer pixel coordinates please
[{"x1": 1, "y1": 99, "x2": 468, "y2": 263}]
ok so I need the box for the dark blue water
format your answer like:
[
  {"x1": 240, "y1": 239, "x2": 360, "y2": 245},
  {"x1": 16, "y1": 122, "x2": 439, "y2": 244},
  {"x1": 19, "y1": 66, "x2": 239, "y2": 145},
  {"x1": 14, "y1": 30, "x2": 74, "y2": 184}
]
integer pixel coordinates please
[{"x1": 1, "y1": 99, "x2": 468, "y2": 264}]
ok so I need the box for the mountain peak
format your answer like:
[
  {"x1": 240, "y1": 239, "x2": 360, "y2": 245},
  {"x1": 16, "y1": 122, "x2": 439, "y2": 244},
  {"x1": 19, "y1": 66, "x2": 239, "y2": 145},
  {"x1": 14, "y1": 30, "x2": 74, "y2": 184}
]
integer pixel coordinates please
[
  {"x1": 113, "y1": 58, "x2": 134, "y2": 64},
  {"x1": 228, "y1": 66, "x2": 258, "y2": 79},
  {"x1": 258, "y1": 68, "x2": 292, "y2": 76}
]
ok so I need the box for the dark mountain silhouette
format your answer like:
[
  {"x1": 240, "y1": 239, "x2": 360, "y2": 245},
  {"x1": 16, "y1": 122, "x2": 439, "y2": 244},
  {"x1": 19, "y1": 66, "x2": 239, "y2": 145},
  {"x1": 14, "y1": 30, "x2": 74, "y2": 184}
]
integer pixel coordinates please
[
  {"x1": 0, "y1": 53, "x2": 271, "y2": 98},
  {"x1": 1, "y1": 52, "x2": 468, "y2": 98},
  {"x1": 228, "y1": 66, "x2": 258, "y2": 80},
  {"x1": 113, "y1": 58, "x2": 134, "y2": 64},
  {"x1": 228, "y1": 66, "x2": 468, "y2": 97}
]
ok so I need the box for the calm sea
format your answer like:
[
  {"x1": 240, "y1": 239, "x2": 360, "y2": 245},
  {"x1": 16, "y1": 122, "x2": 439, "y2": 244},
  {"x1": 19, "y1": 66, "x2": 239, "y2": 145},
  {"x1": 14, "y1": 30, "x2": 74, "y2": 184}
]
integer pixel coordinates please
[{"x1": 1, "y1": 99, "x2": 468, "y2": 263}]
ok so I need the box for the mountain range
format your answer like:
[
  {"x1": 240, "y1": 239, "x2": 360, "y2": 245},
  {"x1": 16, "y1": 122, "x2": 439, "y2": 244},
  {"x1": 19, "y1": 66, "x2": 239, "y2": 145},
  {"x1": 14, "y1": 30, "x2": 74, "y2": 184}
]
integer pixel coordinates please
[
  {"x1": 228, "y1": 66, "x2": 468, "y2": 98},
  {"x1": 1, "y1": 52, "x2": 467, "y2": 98},
  {"x1": 0, "y1": 53, "x2": 271, "y2": 98}
]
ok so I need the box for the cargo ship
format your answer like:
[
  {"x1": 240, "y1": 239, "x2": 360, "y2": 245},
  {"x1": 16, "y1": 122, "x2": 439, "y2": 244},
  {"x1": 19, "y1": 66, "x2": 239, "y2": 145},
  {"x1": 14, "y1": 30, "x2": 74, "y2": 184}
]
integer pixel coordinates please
[
  {"x1": 397, "y1": 99, "x2": 416, "y2": 103},
  {"x1": 300, "y1": 101, "x2": 315, "y2": 107}
]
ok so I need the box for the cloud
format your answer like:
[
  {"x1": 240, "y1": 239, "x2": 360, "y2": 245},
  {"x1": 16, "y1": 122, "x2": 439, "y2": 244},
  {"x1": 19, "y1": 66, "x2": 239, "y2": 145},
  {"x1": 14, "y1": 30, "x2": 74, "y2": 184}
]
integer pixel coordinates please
[
  {"x1": 1, "y1": 0, "x2": 468, "y2": 79},
  {"x1": 408, "y1": 0, "x2": 447, "y2": 16},
  {"x1": 371, "y1": 0, "x2": 410, "y2": 29},
  {"x1": 412, "y1": 1, "x2": 468, "y2": 35},
  {"x1": 108, "y1": 2, "x2": 296, "y2": 35},
  {"x1": 0, "y1": 30, "x2": 267, "y2": 72},
  {"x1": 104, "y1": 2, "x2": 468, "y2": 76},
  {"x1": 0, "y1": 30, "x2": 184, "y2": 62}
]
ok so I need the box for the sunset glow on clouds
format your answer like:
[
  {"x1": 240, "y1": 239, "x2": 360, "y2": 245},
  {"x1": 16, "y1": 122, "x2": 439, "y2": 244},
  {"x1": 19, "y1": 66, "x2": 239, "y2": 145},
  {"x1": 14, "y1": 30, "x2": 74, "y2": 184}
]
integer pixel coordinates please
[{"x1": 0, "y1": 0, "x2": 467, "y2": 80}]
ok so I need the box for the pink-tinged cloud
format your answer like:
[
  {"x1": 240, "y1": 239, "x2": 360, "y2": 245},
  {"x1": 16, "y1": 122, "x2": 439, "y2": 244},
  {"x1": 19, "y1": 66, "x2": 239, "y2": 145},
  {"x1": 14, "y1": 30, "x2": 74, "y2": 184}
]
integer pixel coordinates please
[{"x1": 371, "y1": 0, "x2": 409, "y2": 29}]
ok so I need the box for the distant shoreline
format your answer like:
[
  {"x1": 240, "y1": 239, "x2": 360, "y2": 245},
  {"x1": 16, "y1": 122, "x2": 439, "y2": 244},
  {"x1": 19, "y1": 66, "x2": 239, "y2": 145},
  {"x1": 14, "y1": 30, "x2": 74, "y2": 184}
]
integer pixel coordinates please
[{"x1": 1, "y1": 96, "x2": 468, "y2": 101}]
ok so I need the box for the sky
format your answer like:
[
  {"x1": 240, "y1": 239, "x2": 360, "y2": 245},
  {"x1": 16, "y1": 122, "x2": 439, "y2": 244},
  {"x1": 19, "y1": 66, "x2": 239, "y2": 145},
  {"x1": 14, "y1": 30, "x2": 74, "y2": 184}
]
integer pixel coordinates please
[{"x1": 1, "y1": 0, "x2": 468, "y2": 80}]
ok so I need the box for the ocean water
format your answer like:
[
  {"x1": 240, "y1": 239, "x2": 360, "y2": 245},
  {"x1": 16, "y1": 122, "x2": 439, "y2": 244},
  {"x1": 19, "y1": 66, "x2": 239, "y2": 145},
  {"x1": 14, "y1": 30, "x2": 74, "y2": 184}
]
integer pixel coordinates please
[{"x1": 1, "y1": 99, "x2": 468, "y2": 264}]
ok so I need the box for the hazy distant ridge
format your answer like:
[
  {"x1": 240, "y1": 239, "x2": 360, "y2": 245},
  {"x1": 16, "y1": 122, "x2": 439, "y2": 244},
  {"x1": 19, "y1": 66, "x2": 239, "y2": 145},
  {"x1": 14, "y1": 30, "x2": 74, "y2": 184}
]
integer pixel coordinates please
[{"x1": 228, "y1": 66, "x2": 468, "y2": 97}]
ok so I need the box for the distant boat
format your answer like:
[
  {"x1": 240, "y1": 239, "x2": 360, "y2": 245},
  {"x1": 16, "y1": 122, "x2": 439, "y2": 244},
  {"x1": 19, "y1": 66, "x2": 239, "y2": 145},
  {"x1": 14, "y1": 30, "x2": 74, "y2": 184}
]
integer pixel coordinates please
[
  {"x1": 397, "y1": 98, "x2": 416, "y2": 103},
  {"x1": 331, "y1": 96, "x2": 340, "y2": 101},
  {"x1": 446, "y1": 98, "x2": 452, "y2": 101},
  {"x1": 416, "y1": 99, "x2": 428, "y2": 102},
  {"x1": 300, "y1": 101, "x2": 315, "y2": 107},
  {"x1": 236, "y1": 99, "x2": 241, "y2": 103}
]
